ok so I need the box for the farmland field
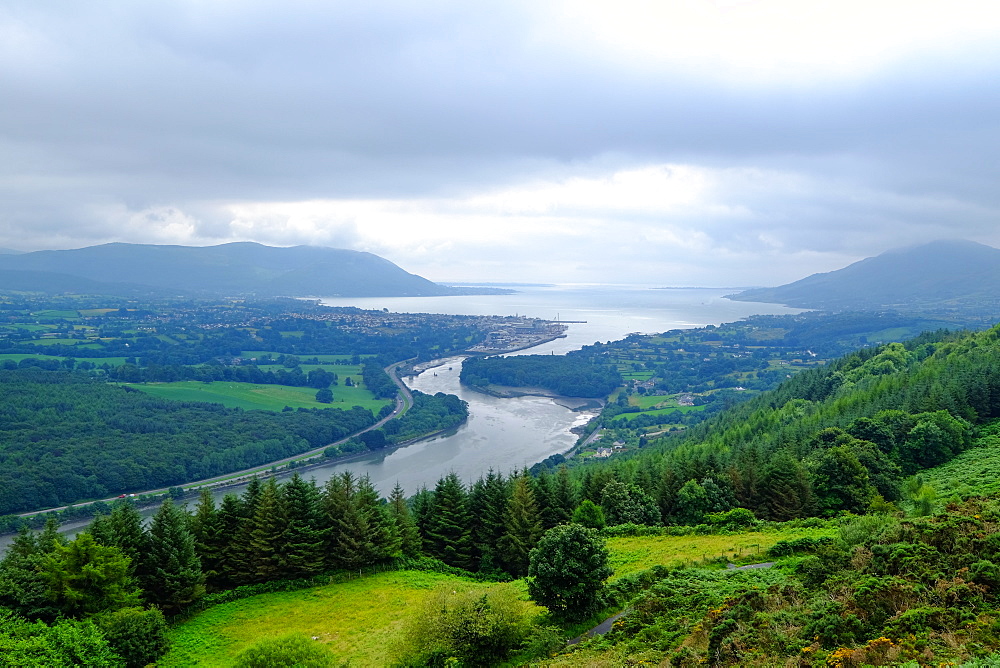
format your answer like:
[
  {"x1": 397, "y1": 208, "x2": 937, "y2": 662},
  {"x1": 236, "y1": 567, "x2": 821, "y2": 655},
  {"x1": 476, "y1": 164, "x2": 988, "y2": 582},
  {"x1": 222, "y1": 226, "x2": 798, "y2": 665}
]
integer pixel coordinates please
[{"x1": 126, "y1": 380, "x2": 391, "y2": 413}]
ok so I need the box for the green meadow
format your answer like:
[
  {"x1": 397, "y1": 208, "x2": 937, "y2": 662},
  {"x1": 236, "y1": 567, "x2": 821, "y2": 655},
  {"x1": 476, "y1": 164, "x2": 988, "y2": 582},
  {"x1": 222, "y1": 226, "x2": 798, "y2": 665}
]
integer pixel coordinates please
[
  {"x1": 161, "y1": 571, "x2": 539, "y2": 667},
  {"x1": 126, "y1": 380, "x2": 391, "y2": 413}
]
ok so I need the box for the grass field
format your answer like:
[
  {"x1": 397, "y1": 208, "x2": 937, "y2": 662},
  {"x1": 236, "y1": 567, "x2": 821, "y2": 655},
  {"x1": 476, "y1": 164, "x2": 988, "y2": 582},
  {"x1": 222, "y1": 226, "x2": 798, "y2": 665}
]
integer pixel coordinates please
[
  {"x1": 161, "y1": 571, "x2": 537, "y2": 667},
  {"x1": 606, "y1": 525, "x2": 838, "y2": 577},
  {"x1": 126, "y1": 380, "x2": 391, "y2": 413}
]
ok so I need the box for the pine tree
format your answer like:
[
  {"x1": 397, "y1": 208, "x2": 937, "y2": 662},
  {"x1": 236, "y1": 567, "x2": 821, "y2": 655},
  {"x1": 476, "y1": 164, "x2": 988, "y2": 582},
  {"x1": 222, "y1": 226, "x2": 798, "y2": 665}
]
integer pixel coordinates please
[
  {"x1": 189, "y1": 489, "x2": 226, "y2": 591},
  {"x1": 281, "y1": 474, "x2": 326, "y2": 578},
  {"x1": 215, "y1": 493, "x2": 244, "y2": 589},
  {"x1": 144, "y1": 499, "x2": 205, "y2": 613},
  {"x1": 760, "y1": 451, "x2": 813, "y2": 520},
  {"x1": 0, "y1": 524, "x2": 61, "y2": 620},
  {"x1": 469, "y1": 470, "x2": 508, "y2": 572},
  {"x1": 533, "y1": 470, "x2": 561, "y2": 530},
  {"x1": 424, "y1": 473, "x2": 473, "y2": 570},
  {"x1": 88, "y1": 502, "x2": 149, "y2": 579},
  {"x1": 552, "y1": 465, "x2": 578, "y2": 524},
  {"x1": 43, "y1": 533, "x2": 141, "y2": 617},
  {"x1": 323, "y1": 472, "x2": 368, "y2": 570},
  {"x1": 388, "y1": 482, "x2": 422, "y2": 557},
  {"x1": 248, "y1": 478, "x2": 289, "y2": 582},
  {"x1": 410, "y1": 485, "x2": 435, "y2": 552},
  {"x1": 499, "y1": 475, "x2": 544, "y2": 576},
  {"x1": 228, "y1": 477, "x2": 263, "y2": 585},
  {"x1": 355, "y1": 475, "x2": 400, "y2": 563}
]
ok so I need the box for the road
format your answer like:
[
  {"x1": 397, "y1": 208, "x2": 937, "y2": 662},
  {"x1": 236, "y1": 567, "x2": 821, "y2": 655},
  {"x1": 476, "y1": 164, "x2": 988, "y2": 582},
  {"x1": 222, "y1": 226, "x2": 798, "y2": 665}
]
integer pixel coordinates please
[{"x1": 18, "y1": 361, "x2": 416, "y2": 517}]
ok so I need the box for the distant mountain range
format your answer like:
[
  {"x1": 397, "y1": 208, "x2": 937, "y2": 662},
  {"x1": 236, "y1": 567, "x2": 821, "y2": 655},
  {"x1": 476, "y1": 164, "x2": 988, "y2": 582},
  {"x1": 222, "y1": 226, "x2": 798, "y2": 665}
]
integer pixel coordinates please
[
  {"x1": 729, "y1": 240, "x2": 1000, "y2": 315},
  {"x1": 0, "y1": 242, "x2": 508, "y2": 298}
]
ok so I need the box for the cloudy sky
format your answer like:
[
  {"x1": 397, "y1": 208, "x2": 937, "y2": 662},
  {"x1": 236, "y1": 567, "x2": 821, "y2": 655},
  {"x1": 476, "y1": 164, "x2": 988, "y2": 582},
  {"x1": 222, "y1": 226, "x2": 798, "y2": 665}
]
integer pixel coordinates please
[{"x1": 2, "y1": 0, "x2": 999, "y2": 286}]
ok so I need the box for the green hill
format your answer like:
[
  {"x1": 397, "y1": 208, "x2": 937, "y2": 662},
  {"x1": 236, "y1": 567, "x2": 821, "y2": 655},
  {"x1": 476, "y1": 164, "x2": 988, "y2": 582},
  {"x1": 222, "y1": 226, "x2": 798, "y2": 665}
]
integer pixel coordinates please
[
  {"x1": 0, "y1": 242, "x2": 508, "y2": 298},
  {"x1": 729, "y1": 239, "x2": 1000, "y2": 316}
]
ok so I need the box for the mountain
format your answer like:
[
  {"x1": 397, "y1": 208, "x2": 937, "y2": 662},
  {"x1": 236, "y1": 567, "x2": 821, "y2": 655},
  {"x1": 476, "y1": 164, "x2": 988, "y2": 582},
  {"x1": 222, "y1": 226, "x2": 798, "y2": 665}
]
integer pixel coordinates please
[
  {"x1": 0, "y1": 242, "x2": 505, "y2": 298},
  {"x1": 728, "y1": 240, "x2": 1000, "y2": 314}
]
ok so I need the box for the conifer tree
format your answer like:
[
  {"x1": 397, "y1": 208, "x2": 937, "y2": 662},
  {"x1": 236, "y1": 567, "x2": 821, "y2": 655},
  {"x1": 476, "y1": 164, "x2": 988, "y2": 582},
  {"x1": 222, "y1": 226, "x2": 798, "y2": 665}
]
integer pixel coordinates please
[
  {"x1": 281, "y1": 474, "x2": 326, "y2": 578},
  {"x1": 760, "y1": 451, "x2": 813, "y2": 520},
  {"x1": 469, "y1": 470, "x2": 508, "y2": 572},
  {"x1": 42, "y1": 533, "x2": 141, "y2": 617},
  {"x1": 215, "y1": 493, "x2": 244, "y2": 589},
  {"x1": 388, "y1": 482, "x2": 422, "y2": 557},
  {"x1": 248, "y1": 478, "x2": 289, "y2": 582},
  {"x1": 552, "y1": 465, "x2": 578, "y2": 524},
  {"x1": 323, "y1": 471, "x2": 368, "y2": 570},
  {"x1": 424, "y1": 473, "x2": 473, "y2": 570},
  {"x1": 410, "y1": 485, "x2": 435, "y2": 552},
  {"x1": 189, "y1": 489, "x2": 226, "y2": 591},
  {"x1": 533, "y1": 470, "x2": 561, "y2": 530},
  {"x1": 355, "y1": 475, "x2": 400, "y2": 563},
  {"x1": 88, "y1": 502, "x2": 149, "y2": 579},
  {"x1": 228, "y1": 477, "x2": 263, "y2": 585},
  {"x1": 499, "y1": 475, "x2": 544, "y2": 576},
  {"x1": 0, "y1": 524, "x2": 62, "y2": 620},
  {"x1": 144, "y1": 499, "x2": 205, "y2": 613}
]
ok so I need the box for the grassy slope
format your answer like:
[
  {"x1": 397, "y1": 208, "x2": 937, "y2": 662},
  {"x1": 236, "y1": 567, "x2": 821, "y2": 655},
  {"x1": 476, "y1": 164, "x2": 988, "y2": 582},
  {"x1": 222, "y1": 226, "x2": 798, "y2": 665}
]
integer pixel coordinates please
[
  {"x1": 606, "y1": 525, "x2": 836, "y2": 576},
  {"x1": 161, "y1": 571, "x2": 538, "y2": 667},
  {"x1": 162, "y1": 525, "x2": 831, "y2": 666},
  {"x1": 127, "y1": 380, "x2": 391, "y2": 413}
]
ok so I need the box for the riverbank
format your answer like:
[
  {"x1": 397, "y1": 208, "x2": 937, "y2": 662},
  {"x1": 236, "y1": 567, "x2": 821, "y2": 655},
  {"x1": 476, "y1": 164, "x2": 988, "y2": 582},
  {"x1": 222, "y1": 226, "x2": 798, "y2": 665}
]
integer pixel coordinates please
[{"x1": 462, "y1": 381, "x2": 604, "y2": 411}]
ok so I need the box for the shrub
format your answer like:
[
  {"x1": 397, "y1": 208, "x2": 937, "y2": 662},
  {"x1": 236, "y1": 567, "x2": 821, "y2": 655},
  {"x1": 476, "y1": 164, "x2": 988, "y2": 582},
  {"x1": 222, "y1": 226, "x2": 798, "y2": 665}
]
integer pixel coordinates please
[{"x1": 233, "y1": 634, "x2": 335, "y2": 668}]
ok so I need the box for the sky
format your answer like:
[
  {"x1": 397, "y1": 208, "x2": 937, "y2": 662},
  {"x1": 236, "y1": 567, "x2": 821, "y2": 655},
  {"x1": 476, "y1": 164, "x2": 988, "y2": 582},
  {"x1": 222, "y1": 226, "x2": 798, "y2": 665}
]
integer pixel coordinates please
[{"x1": 2, "y1": 0, "x2": 999, "y2": 287}]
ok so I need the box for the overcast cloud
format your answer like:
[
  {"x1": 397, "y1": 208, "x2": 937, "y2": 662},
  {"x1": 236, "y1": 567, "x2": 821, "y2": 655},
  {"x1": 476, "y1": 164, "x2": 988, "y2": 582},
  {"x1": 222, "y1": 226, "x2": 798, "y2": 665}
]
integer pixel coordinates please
[{"x1": 1, "y1": 0, "x2": 999, "y2": 285}]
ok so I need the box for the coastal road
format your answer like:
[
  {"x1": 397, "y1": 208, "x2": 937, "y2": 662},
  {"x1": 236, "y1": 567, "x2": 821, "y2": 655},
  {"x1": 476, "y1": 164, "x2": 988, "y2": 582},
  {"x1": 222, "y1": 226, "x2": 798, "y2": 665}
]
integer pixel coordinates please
[{"x1": 18, "y1": 362, "x2": 416, "y2": 518}]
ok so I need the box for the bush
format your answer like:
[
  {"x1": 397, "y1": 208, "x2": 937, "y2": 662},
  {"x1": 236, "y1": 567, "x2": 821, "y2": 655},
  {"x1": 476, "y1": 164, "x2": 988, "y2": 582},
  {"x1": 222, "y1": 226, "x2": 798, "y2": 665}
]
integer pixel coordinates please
[
  {"x1": 93, "y1": 607, "x2": 169, "y2": 668},
  {"x1": 234, "y1": 634, "x2": 335, "y2": 668},
  {"x1": 395, "y1": 584, "x2": 533, "y2": 667}
]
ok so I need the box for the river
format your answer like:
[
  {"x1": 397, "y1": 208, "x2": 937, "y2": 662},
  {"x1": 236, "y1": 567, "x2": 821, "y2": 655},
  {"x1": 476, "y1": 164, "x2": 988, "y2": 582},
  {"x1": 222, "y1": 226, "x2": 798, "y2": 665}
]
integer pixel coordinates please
[{"x1": 0, "y1": 286, "x2": 800, "y2": 549}]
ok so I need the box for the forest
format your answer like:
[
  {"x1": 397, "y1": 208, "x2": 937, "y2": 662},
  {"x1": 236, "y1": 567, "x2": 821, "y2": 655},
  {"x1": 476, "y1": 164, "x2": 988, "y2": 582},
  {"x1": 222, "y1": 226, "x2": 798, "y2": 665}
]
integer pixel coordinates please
[
  {"x1": 7, "y1": 314, "x2": 1000, "y2": 663},
  {"x1": 461, "y1": 354, "x2": 623, "y2": 397},
  {"x1": 0, "y1": 368, "x2": 378, "y2": 515}
]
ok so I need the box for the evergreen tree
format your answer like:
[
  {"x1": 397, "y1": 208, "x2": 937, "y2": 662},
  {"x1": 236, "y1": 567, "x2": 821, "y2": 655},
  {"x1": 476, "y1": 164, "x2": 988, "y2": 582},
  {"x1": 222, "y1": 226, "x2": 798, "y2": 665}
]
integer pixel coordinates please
[
  {"x1": 216, "y1": 493, "x2": 244, "y2": 589},
  {"x1": 281, "y1": 474, "x2": 326, "y2": 578},
  {"x1": 468, "y1": 470, "x2": 508, "y2": 572},
  {"x1": 760, "y1": 451, "x2": 813, "y2": 520},
  {"x1": 410, "y1": 485, "x2": 435, "y2": 550},
  {"x1": 552, "y1": 465, "x2": 578, "y2": 524},
  {"x1": 388, "y1": 482, "x2": 422, "y2": 557},
  {"x1": 88, "y1": 502, "x2": 150, "y2": 581},
  {"x1": 323, "y1": 471, "x2": 368, "y2": 570},
  {"x1": 355, "y1": 475, "x2": 400, "y2": 563},
  {"x1": 248, "y1": 478, "x2": 289, "y2": 582},
  {"x1": 0, "y1": 524, "x2": 62, "y2": 621},
  {"x1": 499, "y1": 475, "x2": 544, "y2": 576},
  {"x1": 144, "y1": 499, "x2": 205, "y2": 613},
  {"x1": 190, "y1": 489, "x2": 226, "y2": 591},
  {"x1": 533, "y1": 470, "x2": 562, "y2": 530},
  {"x1": 228, "y1": 477, "x2": 263, "y2": 585},
  {"x1": 41, "y1": 533, "x2": 141, "y2": 617},
  {"x1": 424, "y1": 473, "x2": 473, "y2": 570}
]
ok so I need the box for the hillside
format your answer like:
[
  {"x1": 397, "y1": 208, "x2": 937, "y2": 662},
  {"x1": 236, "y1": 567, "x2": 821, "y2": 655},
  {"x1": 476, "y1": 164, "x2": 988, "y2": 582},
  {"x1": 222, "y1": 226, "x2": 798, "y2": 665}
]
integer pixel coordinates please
[
  {"x1": 728, "y1": 239, "x2": 1000, "y2": 316},
  {"x1": 0, "y1": 242, "x2": 507, "y2": 298}
]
